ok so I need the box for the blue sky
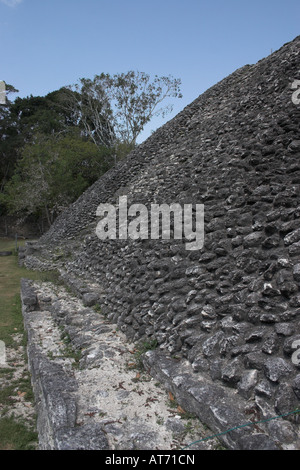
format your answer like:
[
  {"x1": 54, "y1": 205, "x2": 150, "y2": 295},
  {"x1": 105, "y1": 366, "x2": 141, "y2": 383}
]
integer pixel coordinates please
[{"x1": 1, "y1": 0, "x2": 299, "y2": 142}]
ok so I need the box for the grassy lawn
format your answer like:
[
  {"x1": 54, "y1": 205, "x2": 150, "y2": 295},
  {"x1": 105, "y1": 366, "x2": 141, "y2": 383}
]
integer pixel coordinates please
[
  {"x1": 0, "y1": 237, "x2": 45, "y2": 450},
  {"x1": 0, "y1": 238, "x2": 42, "y2": 345}
]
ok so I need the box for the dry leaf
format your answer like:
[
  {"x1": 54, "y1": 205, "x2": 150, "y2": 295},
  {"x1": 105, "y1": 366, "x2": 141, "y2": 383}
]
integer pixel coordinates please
[
  {"x1": 177, "y1": 405, "x2": 185, "y2": 414},
  {"x1": 17, "y1": 391, "x2": 26, "y2": 397},
  {"x1": 168, "y1": 391, "x2": 174, "y2": 401}
]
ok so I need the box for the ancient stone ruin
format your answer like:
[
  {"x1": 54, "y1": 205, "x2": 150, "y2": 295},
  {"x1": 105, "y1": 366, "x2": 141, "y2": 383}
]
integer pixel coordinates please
[{"x1": 20, "y1": 36, "x2": 300, "y2": 450}]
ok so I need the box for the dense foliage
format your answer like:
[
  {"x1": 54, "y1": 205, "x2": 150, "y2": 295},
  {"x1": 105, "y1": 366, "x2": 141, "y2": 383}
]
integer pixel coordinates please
[{"x1": 0, "y1": 72, "x2": 181, "y2": 230}]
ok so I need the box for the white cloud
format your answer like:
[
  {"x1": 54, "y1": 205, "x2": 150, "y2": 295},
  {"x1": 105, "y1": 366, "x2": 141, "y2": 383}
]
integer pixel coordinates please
[{"x1": 0, "y1": 0, "x2": 23, "y2": 7}]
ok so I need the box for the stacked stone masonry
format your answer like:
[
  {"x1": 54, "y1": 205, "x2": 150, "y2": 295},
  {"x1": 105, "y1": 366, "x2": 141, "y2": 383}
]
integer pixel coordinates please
[{"x1": 21, "y1": 36, "x2": 300, "y2": 449}]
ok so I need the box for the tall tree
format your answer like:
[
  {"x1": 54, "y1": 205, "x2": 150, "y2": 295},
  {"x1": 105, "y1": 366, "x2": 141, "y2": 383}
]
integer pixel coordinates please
[
  {"x1": 68, "y1": 71, "x2": 182, "y2": 146},
  {"x1": 0, "y1": 71, "x2": 182, "y2": 227},
  {"x1": 1, "y1": 130, "x2": 111, "y2": 225},
  {"x1": 0, "y1": 87, "x2": 79, "y2": 193},
  {"x1": 0, "y1": 83, "x2": 19, "y2": 194},
  {"x1": 58, "y1": 83, "x2": 115, "y2": 148}
]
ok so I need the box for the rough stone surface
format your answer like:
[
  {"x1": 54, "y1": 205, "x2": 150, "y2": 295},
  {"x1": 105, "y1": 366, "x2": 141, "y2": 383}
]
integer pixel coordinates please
[
  {"x1": 21, "y1": 281, "x2": 109, "y2": 450},
  {"x1": 21, "y1": 280, "x2": 222, "y2": 450},
  {"x1": 20, "y1": 36, "x2": 300, "y2": 450}
]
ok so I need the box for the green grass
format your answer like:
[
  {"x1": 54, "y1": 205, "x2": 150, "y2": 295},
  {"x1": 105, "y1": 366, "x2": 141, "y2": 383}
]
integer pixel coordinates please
[
  {"x1": 0, "y1": 237, "x2": 49, "y2": 450},
  {"x1": 130, "y1": 339, "x2": 158, "y2": 371},
  {"x1": 0, "y1": 239, "x2": 38, "y2": 335},
  {"x1": 58, "y1": 328, "x2": 82, "y2": 367},
  {"x1": 0, "y1": 238, "x2": 60, "y2": 344},
  {"x1": 0, "y1": 417, "x2": 38, "y2": 450}
]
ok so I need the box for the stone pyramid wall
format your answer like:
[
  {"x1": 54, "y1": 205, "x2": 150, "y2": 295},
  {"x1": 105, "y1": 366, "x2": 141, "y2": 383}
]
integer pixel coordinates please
[{"x1": 22, "y1": 36, "x2": 300, "y2": 449}]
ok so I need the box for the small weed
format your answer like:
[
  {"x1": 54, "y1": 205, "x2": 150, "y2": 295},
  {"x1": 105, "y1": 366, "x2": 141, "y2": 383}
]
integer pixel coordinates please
[
  {"x1": 180, "y1": 410, "x2": 197, "y2": 420},
  {"x1": 213, "y1": 442, "x2": 227, "y2": 450},
  {"x1": 47, "y1": 351, "x2": 54, "y2": 360},
  {"x1": 156, "y1": 416, "x2": 164, "y2": 426},
  {"x1": 183, "y1": 420, "x2": 195, "y2": 434},
  {"x1": 168, "y1": 396, "x2": 178, "y2": 409},
  {"x1": 130, "y1": 339, "x2": 158, "y2": 371},
  {"x1": 59, "y1": 330, "x2": 81, "y2": 367},
  {"x1": 38, "y1": 270, "x2": 62, "y2": 285},
  {"x1": 93, "y1": 304, "x2": 102, "y2": 314}
]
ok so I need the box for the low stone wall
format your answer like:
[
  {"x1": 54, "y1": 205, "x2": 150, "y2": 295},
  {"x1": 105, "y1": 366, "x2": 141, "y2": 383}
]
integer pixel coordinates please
[{"x1": 20, "y1": 278, "x2": 109, "y2": 450}]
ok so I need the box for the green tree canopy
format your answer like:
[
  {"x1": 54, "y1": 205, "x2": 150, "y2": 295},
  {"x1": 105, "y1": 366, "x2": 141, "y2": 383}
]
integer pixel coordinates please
[
  {"x1": 0, "y1": 87, "x2": 82, "y2": 192},
  {"x1": 0, "y1": 71, "x2": 182, "y2": 229},
  {"x1": 1, "y1": 131, "x2": 112, "y2": 224}
]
